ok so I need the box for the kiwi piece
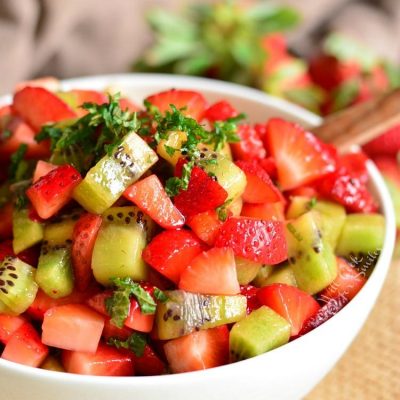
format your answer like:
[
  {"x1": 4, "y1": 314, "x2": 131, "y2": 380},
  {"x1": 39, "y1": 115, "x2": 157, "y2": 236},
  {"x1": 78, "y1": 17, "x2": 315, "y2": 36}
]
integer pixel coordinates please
[
  {"x1": 0, "y1": 256, "x2": 38, "y2": 314},
  {"x1": 286, "y1": 210, "x2": 337, "y2": 295},
  {"x1": 252, "y1": 265, "x2": 273, "y2": 287},
  {"x1": 12, "y1": 208, "x2": 44, "y2": 254},
  {"x1": 91, "y1": 206, "x2": 154, "y2": 286},
  {"x1": 157, "y1": 131, "x2": 187, "y2": 166},
  {"x1": 336, "y1": 213, "x2": 385, "y2": 256},
  {"x1": 286, "y1": 196, "x2": 346, "y2": 249},
  {"x1": 263, "y1": 263, "x2": 297, "y2": 287},
  {"x1": 156, "y1": 290, "x2": 247, "y2": 340},
  {"x1": 229, "y1": 306, "x2": 291, "y2": 361},
  {"x1": 73, "y1": 132, "x2": 158, "y2": 214},
  {"x1": 41, "y1": 356, "x2": 65, "y2": 372},
  {"x1": 235, "y1": 257, "x2": 262, "y2": 285},
  {"x1": 0, "y1": 298, "x2": 16, "y2": 315}
]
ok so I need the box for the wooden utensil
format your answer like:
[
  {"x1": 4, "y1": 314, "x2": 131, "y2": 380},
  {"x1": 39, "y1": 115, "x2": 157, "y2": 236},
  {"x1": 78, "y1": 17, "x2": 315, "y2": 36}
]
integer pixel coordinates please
[{"x1": 312, "y1": 88, "x2": 400, "y2": 152}]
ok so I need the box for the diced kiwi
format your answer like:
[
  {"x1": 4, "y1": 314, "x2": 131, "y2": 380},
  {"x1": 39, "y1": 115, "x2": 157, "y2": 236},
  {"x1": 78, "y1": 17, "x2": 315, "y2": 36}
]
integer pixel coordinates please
[
  {"x1": 0, "y1": 256, "x2": 38, "y2": 314},
  {"x1": 229, "y1": 306, "x2": 291, "y2": 361},
  {"x1": 262, "y1": 263, "x2": 297, "y2": 287},
  {"x1": 157, "y1": 131, "x2": 187, "y2": 166},
  {"x1": 12, "y1": 208, "x2": 44, "y2": 254},
  {"x1": 91, "y1": 206, "x2": 154, "y2": 286},
  {"x1": 286, "y1": 210, "x2": 337, "y2": 295},
  {"x1": 252, "y1": 265, "x2": 273, "y2": 287},
  {"x1": 336, "y1": 213, "x2": 385, "y2": 256},
  {"x1": 73, "y1": 132, "x2": 158, "y2": 214},
  {"x1": 235, "y1": 257, "x2": 262, "y2": 285},
  {"x1": 0, "y1": 298, "x2": 16, "y2": 315},
  {"x1": 156, "y1": 290, "x2": 247, "y2": 340},
  {"x1": 41, "y1": 356, "x2": 65, "y2": 372},
  {"x1": 286, "y1": 197, "x2": 346, "y2": 249}
]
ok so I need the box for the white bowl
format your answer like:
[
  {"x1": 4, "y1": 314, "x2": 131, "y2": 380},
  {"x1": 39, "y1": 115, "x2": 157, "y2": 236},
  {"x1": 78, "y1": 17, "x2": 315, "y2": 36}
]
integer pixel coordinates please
[{"x1": 0, "y1": 74, "x2": 396, "y2": 400}]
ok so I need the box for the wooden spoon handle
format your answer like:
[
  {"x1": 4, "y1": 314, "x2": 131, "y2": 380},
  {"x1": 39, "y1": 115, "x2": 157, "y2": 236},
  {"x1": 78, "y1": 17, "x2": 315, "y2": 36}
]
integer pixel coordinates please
[{"x1": 312, "y1": 88, "x2": 400, "y2": 152}]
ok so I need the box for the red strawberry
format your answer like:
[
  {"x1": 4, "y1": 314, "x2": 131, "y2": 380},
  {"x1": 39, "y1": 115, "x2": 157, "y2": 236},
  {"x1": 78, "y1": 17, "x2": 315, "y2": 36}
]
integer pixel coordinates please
[
  {"x1": 86, "y1": 291, "x2": 111, "y2": 316},
  {"x1": 33, "y1": 160, "x2": 57, "y2": 183},
  {"x1": 265, "y1": 118, "x2": 336, "y2": 190},
  {"x1": 124, "y1": 299, "x2": 155, "y2": 333},
  {"x1": 259, "y1": 157, "x2": 277, "y2": 180},
  {"x1": 0, "y1": 239, "x2": 40, "y2": 266},
  {"x1": 26, "y1": 164, "x2": 82, "y2": 219},
  {"x1": 240, "y1": 285, "x2": 261, "y2": 314},
  {"x1": 236, "y1": 160, "x2": 284, "y2": 204},
  {"x1": 179, "y1": 247, "x2": 240, "y2": 295},
  {"x1": 0, "y1": 240, "x2": 14, "y2": 262},
  {"x1": 0, "y1": 203, "x2": 13, "y2": 241},
  {"x1": 230, "y1": 124, "x2": 266, "y2": 160},
  {"x1": 0, "y1": 315, "x2": 26, "y2": 344},
  {"x1": 102, "y1": 318, "x2": 133, "y2": 341},
  {"x1": 215, "y1": 217, "x2": 287, "y2": 264},
  {"x1": 320, "y1": 258, "x2": 366, "y2": 302},
  {"x1": 130, "y1": 344, "x2": 166, "y2": 376},
  {"x1": 287, "y1": 185, "x2": 318, "y2": 199},
  {"x1": 124, "y1": 175, "x2": 185, "y2": 229},
  {"x1": 13, "y1": 87, "x2": 77, "y2": 131},
  {"x1": 66, "y1": 89, "x2": 107, "y2": 116},
  {"x1": 119, "y1": 98, "x2": 141, "y2": 112},
  {"x1": 338, "y1": 152, "x2": 368, "y2": 183},
  {"x1": 241, "y1": 202, "x2": 285, "y2": 221},
  {"x1": 363, "y1": 124, "x2": 400, "y2": 158},
  {"x1": 145, "y1": 89, "x2": 207, "y2": 122},
  {"x1": 257, "y1": 284, "x2": 321, "y2": 336},
  {"x1": 72, "y1": 213, "x2": 103, "y2": 291},
  {"x1": 164, "y1": 325, "x2": 229, "y2": 373},
  {"x1": 187, "y1": 210, "x2": 224, "y2": 246},
  {"x1": 142, "y1": 229, "x2": 206, "y2": 284},
  {"x1": 202, "y1": 100, "x2": 238, "y2": 122},
  {"x1": 174, "y1": 165, "x2": 228, "y2": 218}
]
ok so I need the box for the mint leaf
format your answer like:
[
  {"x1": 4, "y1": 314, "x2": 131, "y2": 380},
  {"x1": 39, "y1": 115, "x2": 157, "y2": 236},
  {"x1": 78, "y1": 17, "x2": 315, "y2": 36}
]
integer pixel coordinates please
[
  {"x1": 8, "y1": 144, "x2": 28, "y2": 181},
  {"x1": 154, "y1": 288, "x2": 168, "y2": 303},
  {"x1": 108, "y1": 333, "x2": 147, "y2": 357}
]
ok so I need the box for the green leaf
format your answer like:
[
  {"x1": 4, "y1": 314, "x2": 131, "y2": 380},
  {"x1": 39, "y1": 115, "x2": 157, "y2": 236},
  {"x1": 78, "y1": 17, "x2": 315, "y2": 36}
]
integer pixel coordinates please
[
  {"x1": 108, "y1": 332, "x2": 147, "y2": 357},
  {"x1": 154, "y1": 288, "x2": 168, "y2": 303},
  {"x1": 8, "y1": 144, "x2": 28, "y2": 182},
  {"x1": 332, "y1": 80, "x2": 360, "y2": 112},
  {"x1": 383, "y1": 61, "x2": 400, "y2": 89}
]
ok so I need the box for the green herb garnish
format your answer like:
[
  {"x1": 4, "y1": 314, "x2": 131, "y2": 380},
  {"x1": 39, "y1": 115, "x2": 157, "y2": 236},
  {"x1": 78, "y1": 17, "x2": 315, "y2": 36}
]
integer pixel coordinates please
[
  {"x1": 108, "y1": 333, "x2": 147, "y2": 357},
  {"x1": 153, "y1": 287, "x2": 168, "y2": 303},
  {"x1": 8, "y1": 144, "x2": 28, "y2": 181}
]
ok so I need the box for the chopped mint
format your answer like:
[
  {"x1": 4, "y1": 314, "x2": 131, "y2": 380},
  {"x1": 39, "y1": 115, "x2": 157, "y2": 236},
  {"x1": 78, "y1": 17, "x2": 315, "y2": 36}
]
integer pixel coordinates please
[{"x1": 108, "y1": 333, "x2": 147, "y2": 357}]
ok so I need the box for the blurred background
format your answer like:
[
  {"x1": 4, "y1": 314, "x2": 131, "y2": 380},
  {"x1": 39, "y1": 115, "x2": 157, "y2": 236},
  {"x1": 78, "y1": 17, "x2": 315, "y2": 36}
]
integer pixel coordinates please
[{"x1": 1, "y1": 1, "x2": 399, "y2": 399}]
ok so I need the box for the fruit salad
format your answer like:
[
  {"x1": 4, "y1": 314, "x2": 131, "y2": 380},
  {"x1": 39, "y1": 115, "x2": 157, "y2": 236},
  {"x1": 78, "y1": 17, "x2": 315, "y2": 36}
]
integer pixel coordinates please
[{"x1": 0, "y1": 80, "x2": 385, "y2": 376}]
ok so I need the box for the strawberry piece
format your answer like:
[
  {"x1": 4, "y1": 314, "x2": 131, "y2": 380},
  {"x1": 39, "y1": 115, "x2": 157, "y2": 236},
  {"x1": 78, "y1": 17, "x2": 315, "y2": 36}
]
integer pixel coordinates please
[
  {"x1": 131, "y1": 344, "x2": 166, "y2": 376},
  {"x1": 72, "y1": 213, "x2": 103, "y2": 291},
  {"x1": 297, "y1": 295, "x2": 349, "y2": 336},
  {"x1": 124, "y1": 175, "x2": 185, "y2": 229},
  {"x1": 164, "y1": 325, "x2": 229, "y2": 373},
  {"x1": 236, "y1": 160, "x2": 284, "y2": 204},
  {"x1": 320, "y1": 258, "x2": 366, "y2": 302},
  {"x1": 67, "y1": 89, "x2": 107, "y2": 116},
  {"x1": 257, "y1": 283, "x2": 321, "y2": 336},
  {"x1": 0, "y1": 203, "x2": 13, "y2": 240},
  {"x1": 0, "y1": 239, "x2": 40, "y2": 266},
  {"x1": 174, "y1": 165, "x2": 228, "y2": 218},
  {"x1": 363, "y1": 124, "x2": 400, "y2": 157},
  {"x1": 86, "y1": 291, "x2": 111, "y2": 316},
  {"x1": 1, "y1": 322, "x2": 49, "y2": 367},
  {"x1": 287, "y1": 185, "x2": 319, "y2": 198},
  {"x1": 102, "y1": 318, "x2": 133, "y2": 341},
  {"x1": 119, "y1": 98, "x2": 141, "y2": 112},
  {"x1": 62, "y1": 342, "x2": 134, "y2": 376},
  {"x1": 240, "y1": 285, "x2": 261, "y2": 314},
  {"x1": 179, "y1": 247, "x2": 240, "y2": 295},
  {"x1": 0, "y1": 240, "x2": 14, "y2": 262},
  {"x1": 230, "y1": 124, "x2": 266, "y2": 161},
  {"x1": 145, "y1": 89, "x2": 207, "y2": 122},
  {"x1": 259, "y1": 157, "x2": 277, "y2": 180},
  {"x1": 241, "y1": 202, "x2": 285, "y2": 221},
  {"x1": 26, "y1": 164, "x2": 82, "y2": 219},
  {"x1": 187, "y1": 210, "x2": 224, "y2": 245},
  {"x1": 0, "y1": 315, "x2": 26, "y2": 344},
  {"x1": 13, "y1": 87, "x2": 77, "y2": 131},
  {"x1": 124, "y1": 299, "x2": 155, "y2": 333},
  {"x1": 42, "y1": 304, "x2": 105, "y2": 353},
  {"x1": 215, "y1": 217, "x2": 287, "y2": 264},
  {"x1": 202, "y1": 100, "x2": 238, "y2": 122},
  {"x1": 265, "y1": 118, "x2": 336, "y2": 190},
  {"x1": 142, "y1": 229, "x2": 206, "y2": 284},
  {"x1": 33, "y1": 160, "x2": 57, "y2": 183},
  {"x1": 338, "y1": 152, "x2": 368, "y2": 183}
]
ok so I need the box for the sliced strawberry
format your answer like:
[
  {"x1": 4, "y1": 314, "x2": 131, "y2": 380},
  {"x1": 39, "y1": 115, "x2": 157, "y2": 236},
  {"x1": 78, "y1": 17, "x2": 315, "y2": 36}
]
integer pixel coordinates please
[
  {"x1": 202, "y1": 100, "x2": 238, "y2": 122},
  {"x1": 287, "y1": 185, "x2": 318, "y2": 198},
  {"x1": 240, "y1": 285, "x2": 261, "y2": 314},
  {"x1": 0, "y1": 315, "x2": 26, "y2": 344},
  {"x1": 124, "y1": 175, "x2": 185, "y2": 229},
  {"x1": 236, "y1": 160, "x2": 284, "y2": 204},
  {"x1": 131, "y1": 344, "x2": 166, "y2": 376},
  {"x1": 62, "y1": 342, "x2": 134, "y2": 376},
  {"x1": 297, "y1": 295, "x2": 349, "y2": 336},
  {"x1": 187, "y1": 210, "x2": 224, "y2": 245},
  {"x1": 42, "y1": 304, "x2": 105, "y2": 353},
  {"x1": 257, "y1": 283, "x2": 321, "y2": 336},
  {"x1": 26, "y1": 164, "x2": 82, "y2": 219},
  {"x1": 241, "y1": 202, "x2": 285, "y2": 221},
  {"x1": 33, "y1": 160, "x2": 57, "y2": 183},
  {"x1": 86, "y1": 291, "x2": 111, "y2": 316},
  {"x1": 0, "y1": 203, "x2": 13, "y2": 240},
  {"x1": 174, "y1": 165, "x2": 228, "y2": 218},
  {"x1": 337, "y1": 152, "x2": 368, "y2": 183},
  {"x1": 164, "y1": 325, "x2": 229, "y2": 373},
  {"x1": 72, "y1": 213, "x2": 102, "y2": 291},
  {"x1": 13, "y1": 87, "x2": 77, "y2": 131},
  {"x1": 179, "y1": 247, "x2": 240, "y2": 295},
  {"x1": 0, "y1": 239, "x2": 40, "y2": 266},
  {"x1": 259, "y1": 157, "x2": 277, "y2": 180},
  {"x1": 215, "y1": 217, "x2": 287, "y2": 264},
  {"x1": 1, "y1": 322, "x2": 49, "y2": 367},
  {"x1": 102, "y1": 318, "x2": 133, "y2": 341},
  {"x1": 265, "y1": 118, "x2": 336, "y2": 190},
  {"x1": 230, "y1": 124, "x2": 266, "y2": 161},
  {"x1": 320, "y1": 258, "x2": 366, "y2": 302},
  {"x1": 145, "y1": 89, "x2": 207, "y2": 122},
  {"x1": 124, "y1": 299, "x2": 155, "y2": 333},
  {"x1": 142, "y1": 229, "x2": 206, "y2": 284}
]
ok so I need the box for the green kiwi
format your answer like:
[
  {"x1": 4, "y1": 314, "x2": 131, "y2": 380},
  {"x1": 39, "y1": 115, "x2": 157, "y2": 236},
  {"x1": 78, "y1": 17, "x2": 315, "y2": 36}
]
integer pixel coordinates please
[
  {"x1": 12, "y1": 208, "x2": 44, "y2": 254},
  {"x1": 41, "y1": 356, "x2": 65, "y2": 372},
  {"x1": 0, "y1": 256, "x2": 38, "y2": 314},
  {"x1": 73, "y1": 132, "x2": 158, "y2": 214},
  {"x1": 0, "y1": 298, "x2": 16, "y2": 315},
  {"x1": 262, "y1": 263, "x2": 297, "y2": 287},
  {"x1": 156, "y1": 290, "x2": 247, "y2": 340},
  {"x1": 336, "y1": 213, "x2": 385, "y2": 256},
  {"x1": 235, "y1": 257, "x2": 262, "y2": 285},
  {"x1": 252, "y1": 265, "x2": 273, "y2": 287},
  {"x1": 286, "y1": 210, "x2": 337, "y2": 295},
  {"x1": 91, "y1": 206, "x2": 154, "y2": 286},
  {"x1": 229, "y1": 306, "x2": 291, "y2": 361}
]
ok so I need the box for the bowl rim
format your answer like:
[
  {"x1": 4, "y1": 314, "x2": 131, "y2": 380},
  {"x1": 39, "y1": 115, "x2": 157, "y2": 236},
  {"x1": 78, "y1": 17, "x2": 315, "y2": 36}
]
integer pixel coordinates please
[{"x1": 0, "y1": 73, "x2": 396, "y2": 385}]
